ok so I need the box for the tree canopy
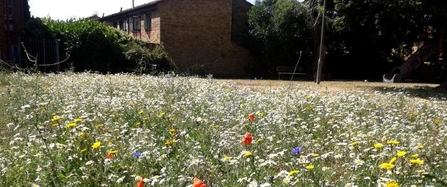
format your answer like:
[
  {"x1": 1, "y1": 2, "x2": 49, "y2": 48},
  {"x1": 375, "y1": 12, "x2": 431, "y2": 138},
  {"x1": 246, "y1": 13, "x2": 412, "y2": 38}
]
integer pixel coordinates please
[
  {"x1": 248, "y1": 0, "x2": 447, "y2": 81},
  {"x1": 248, "y1": 0, "x2": 312, "y2": 77}
]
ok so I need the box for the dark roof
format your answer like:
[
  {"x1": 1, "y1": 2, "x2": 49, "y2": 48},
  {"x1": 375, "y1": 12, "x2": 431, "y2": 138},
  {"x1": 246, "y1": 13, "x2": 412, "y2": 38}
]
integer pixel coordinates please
[
  {"x1": 99, "y1": 0, "x2": 160, "y2": 21},
  {"x1": 85, "y1": 14, "x2": 100, "y2": 20}
]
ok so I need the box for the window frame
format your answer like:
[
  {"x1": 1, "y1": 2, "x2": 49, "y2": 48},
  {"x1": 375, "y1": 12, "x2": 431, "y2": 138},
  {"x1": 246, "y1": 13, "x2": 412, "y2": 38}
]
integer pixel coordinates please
[{"x1": 144, "y1": 13, "x2": 151, "y2": 31}]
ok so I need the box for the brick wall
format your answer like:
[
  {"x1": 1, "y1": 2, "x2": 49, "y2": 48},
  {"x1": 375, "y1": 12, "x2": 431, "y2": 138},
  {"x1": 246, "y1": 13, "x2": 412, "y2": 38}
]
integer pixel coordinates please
[
  {"x1": 0, "y1": 1, "x2": 5, "y2": 59},
  {"x1": 158, "y1": 0, "x2": 253, "y2": 78},
  {"x1": 0, "y1": 0, "x2": 30, "y2": 61},
  {"x1": 147, "y1": 11, "x2": 161, "y2": 44},
  {"x1": 231, "y1": 0, "x2": 252, "y2": 47}
]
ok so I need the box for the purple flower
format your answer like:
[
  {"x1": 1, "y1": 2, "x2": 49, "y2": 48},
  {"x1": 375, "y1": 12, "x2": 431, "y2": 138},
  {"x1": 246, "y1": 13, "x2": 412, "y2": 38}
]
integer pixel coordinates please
[
  {"x1": 133, "y1": 152, "x2": 142, "y2": 158},
  {"x1": 292, "y1": 147, "x2": 303, "y2": 155}
]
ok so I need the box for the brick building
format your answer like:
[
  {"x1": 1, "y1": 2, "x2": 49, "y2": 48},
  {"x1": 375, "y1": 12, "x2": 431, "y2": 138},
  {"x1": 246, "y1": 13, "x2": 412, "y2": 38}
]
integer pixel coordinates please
[
  {"x1": 0, "y1": 1, "x2": 6, "y2": 60},
  {"x1": 99, "y1": 0, "x2": 253, "y2": 78},
  {"x1": 1, "y1": 0, "x2": 30, "y2": 62}
]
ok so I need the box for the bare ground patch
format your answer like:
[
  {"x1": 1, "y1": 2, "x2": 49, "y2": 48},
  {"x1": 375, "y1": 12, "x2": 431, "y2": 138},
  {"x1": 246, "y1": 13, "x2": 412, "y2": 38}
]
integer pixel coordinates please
[{"x1": 217, "y1": 79, "x2": 439, "y2": 91}]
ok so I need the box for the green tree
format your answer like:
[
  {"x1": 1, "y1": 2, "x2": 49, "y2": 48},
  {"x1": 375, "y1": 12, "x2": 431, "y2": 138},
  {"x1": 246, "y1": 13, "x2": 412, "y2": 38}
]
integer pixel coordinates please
[
  {"x1": 325, "y1": 0, "x2": 447, "y2": 80},
  {"x1": 248, "y1": 0, "x2": 312, "y2": 78}
]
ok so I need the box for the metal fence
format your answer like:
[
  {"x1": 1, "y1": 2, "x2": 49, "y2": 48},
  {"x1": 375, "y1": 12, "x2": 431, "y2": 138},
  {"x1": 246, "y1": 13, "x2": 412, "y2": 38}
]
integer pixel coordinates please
[{"x1": 11, "y1": 37, "x2": 61, "y2": 72}]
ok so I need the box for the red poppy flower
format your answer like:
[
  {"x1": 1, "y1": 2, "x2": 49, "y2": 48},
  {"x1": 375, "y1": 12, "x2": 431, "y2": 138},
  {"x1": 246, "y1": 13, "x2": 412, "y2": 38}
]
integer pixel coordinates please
[
  {"x1": 242, "y1": 132, "x2": 253, "y2": 146},
  {"x1": 248, "y1": 113, "x2": 255, "y2": 122},
  {"x1": 137, "y1": 180, "x2": 144, "y2": 187},
  {"x1": 193, "y1": 177, "x2": 207, "y2": 187}
]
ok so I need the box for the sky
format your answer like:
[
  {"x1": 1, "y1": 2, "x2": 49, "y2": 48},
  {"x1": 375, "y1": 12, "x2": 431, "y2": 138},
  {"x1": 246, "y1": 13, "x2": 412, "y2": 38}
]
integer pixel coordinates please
[{"x1": 29, "y1": 0, "x2": 257, "y2": 21}]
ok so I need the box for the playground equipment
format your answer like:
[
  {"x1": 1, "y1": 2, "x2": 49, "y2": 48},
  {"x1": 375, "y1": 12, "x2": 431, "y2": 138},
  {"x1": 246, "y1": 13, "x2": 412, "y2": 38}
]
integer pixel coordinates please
[{"x1": 383, "y1": 43, "x2": 439, "y2": 83}]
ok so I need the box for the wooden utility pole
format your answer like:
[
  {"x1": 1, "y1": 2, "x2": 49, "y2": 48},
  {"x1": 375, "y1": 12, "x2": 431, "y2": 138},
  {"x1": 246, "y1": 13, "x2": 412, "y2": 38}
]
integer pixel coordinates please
[{"x1": 316, "y1": 0, "x2": 326, "y2": 84}]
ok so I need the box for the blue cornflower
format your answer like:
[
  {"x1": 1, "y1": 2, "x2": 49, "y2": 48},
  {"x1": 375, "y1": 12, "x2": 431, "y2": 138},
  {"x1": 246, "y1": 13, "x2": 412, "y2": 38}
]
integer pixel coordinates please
[
  {"x1": 292, "y1": 147, "x2": 303, "y2": 155},
  {"x1": 133, "y1": 152, "x2": 142, "y2": 158}
]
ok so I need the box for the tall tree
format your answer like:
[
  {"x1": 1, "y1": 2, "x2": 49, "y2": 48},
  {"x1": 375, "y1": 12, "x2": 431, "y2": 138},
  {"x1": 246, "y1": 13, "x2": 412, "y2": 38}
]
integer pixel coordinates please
[
  {"x1": 248, "y1": 0, "x2": 312, "y2": 77},
  {"x1": 327, "y1": 0, "x2": 447, "y2": 80}
]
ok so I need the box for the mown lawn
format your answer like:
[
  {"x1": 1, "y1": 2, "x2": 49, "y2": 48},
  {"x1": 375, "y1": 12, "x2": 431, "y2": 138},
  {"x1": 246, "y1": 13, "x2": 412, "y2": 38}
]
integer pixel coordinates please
[{"x1": 0, "y1": 72, "x2": 447, "y2": 187}]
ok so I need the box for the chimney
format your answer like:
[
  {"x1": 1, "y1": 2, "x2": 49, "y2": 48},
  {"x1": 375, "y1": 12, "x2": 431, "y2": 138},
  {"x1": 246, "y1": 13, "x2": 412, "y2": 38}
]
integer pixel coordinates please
[{"x1": 132, "y1": 0, "x2": 135, "y2": 8}]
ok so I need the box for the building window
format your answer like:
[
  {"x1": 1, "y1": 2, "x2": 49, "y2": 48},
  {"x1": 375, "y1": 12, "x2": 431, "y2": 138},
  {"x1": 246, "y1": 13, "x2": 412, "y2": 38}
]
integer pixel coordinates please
[
  {"x1": 8, "y1": 8, "x2": 13, "y2": 19},
  {"x1": 145, "y1": 13, "x2": 151, "y2": 30},
  {"x1": 129, "y1": 17, "x2": 133, "y2": 31},
  {"x1": 7, "y1": 0, "x2": 13, "y2": 19},
  {"x1": 133, "y1": 16, "x2": 141, "y2": 31},
  {"x1": 119, "y1": 20, "x2": 127, "y2": 31}
]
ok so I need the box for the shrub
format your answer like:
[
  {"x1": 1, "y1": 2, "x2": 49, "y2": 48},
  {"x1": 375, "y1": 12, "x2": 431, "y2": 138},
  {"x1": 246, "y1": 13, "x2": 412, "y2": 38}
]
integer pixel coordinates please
[
  {"x1": 22, "y1": 17, "x2": 176, "y2": 74},
  {"x1": 122, "y1": 42, "x2": 177, "y2": 75}
]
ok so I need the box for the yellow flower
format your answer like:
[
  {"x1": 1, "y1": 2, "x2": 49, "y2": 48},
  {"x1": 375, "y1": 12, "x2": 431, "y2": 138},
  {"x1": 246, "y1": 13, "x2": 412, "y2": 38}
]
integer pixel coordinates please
[
  {"x1": 387, "y1": 140, "x2": 400, "y2": 145},
  {"x1": 51, "y1": 115, "x2": 62, "y2": 123},
  {"x1": 80, "y1": 148, "x2": 87, "y2": 153},
  {"x1": 417, "y1": 145, "x2": 424, "y2": 149},
  {"x1": 410, "y1": 159, "x2": 424, "y2": 165},
  {"x1": 434, "y1": 119, "x2": 442, "y2": 125},
  {"x1": 283, "y1": 177, "x2": 291, "y2": 184},
  {"x1": 305, "y1": 164, "x2": 314, "y2": 170},
  {"x1": 386, "y1": 181, "x2": 399, "y2": 187},
  {"x1": 51, "y1": 123, "x2": 59, "y2": 127},
  {"x1": 389, "y1": 157, "x2": 397, "y2": 164},
  {"x1": 243, "y1": 151, "x2": 253, "y2": 158},
  {"x1": 374, "y1": 143, "x2": 384, "y2": 148},
  {"x1": 73, "y1": 118, "x2": 82, "y2": 123},
  {"x1": 135, "y1": 175, "x2": 143, "y2": 181},
  {"x1": 65, "y1": 123, "x2": 77, "y2": 129},
  {"x1": 396, "y1": 151, "x2": 407, "y2": 157},
  {"x1": 313, "y1": 153, "x2": 319, "y2": 157},
  {"x1": 165, "y1": 140, "x2": 173, "y2": 147},
  {"x1": 288, "y1": 170, "x2": 299, "y2": 176},
  {"x1": 79, "y1": 132, "x2": 90, "y2": 140},
  {"x1": 410, "y1": 154, "x2": 419, "y2": 158},
  {"x1": 350, "y1": 141, "x2": 358, "y2": 146},
  {"x1": 138, "y1": 110, "x2": 144, "y2": 115},
  {"x1": 169, "y1": 128, "x2": 176, "y2": 136},
  {"x1": 91, "y1": 141, "x2": 101, "y2": 149},
  {"x1": 108, "y1": 150, "x2": 118, "y2": 154},
  {"x1": 379, "y1": 163, "x2": 395, "y2": 170},
  {"x1": 305, "y1": 106, "x2": 313, "y2": 111},
  {"x1": 409, "y1": 113, "x2": 417, "y2": 117},
  {"x1": 95, "y1": 124, "x2": 103, "y2": 128}
]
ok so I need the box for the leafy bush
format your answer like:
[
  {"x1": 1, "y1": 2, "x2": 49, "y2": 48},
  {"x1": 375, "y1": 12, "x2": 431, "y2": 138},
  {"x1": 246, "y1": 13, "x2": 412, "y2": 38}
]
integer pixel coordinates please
[
  {"x1": 122, "y1": 42, "x2": 176, "y2": 74},
  {"x1": 22, "y1": 18, "x2": 176, "y2": 74}
]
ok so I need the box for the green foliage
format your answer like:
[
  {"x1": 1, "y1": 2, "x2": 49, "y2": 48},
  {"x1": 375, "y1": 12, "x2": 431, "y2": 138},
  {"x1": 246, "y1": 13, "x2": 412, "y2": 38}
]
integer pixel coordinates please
[
  {"x1": 323, "y1": 0, "x2": 447, "y2": 79},
  {"x1": 249, "y1": 0, "x2": 447, "y2": 80},
  {"x1": 123, "y1": 42, "x2": 177, "y2": 74},
  {"x1": 22, "y1": 18, "x2": 175, "y2": 74},
  {"x1": 248, "y1": 0, "x2": 312, "y2": 74}
]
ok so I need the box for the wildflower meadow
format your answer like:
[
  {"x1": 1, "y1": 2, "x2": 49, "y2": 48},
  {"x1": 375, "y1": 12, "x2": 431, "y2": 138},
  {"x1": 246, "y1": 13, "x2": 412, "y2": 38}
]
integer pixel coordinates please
[{"x1": 1, "y1": 72, "x2": 447, "y2": 187}]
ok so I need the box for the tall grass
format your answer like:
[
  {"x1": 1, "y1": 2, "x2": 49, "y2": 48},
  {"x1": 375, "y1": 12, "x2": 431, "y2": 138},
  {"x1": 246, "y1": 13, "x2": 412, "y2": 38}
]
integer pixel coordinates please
[{"x1": 0, "y1": 72, "x2": 446, "y2": 187}]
